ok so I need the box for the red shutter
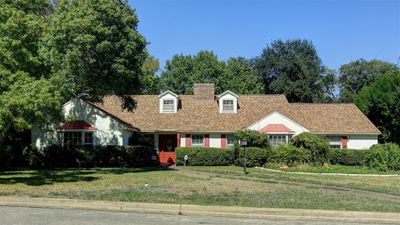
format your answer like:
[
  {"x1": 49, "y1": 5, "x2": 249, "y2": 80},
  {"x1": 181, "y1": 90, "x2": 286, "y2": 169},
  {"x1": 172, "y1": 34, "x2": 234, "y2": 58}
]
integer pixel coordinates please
[
  {"x1": 177, "y1": 132, "x2": 181, "y2": 147},
  {"x1": 204, "y1": 134, "x2": 210, "y2": 147},
  {"x1": 185, "y1": 134, "x2": 191, "y2": 147},
  {"x1": 341, "y1": 136, "x2": 348, "y2": 149},
  {"x1": 221, "y1": 134, "x2": 227, "y2": 148}
]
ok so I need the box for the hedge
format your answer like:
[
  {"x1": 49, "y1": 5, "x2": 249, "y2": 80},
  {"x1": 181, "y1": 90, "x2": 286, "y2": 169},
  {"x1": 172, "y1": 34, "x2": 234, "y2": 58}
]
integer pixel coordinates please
[
  {"x1": 15, "y1": 145, "x2": 158, "y2": 168},
  {"x1": 176, "y1": 147, "x2": 234, "y2": 166},
  {"x1": 366, "y1": 143, "x2": 400, "y2": 171},
  {"x1": 291, "y1": 133, "x2": 330, "y2": 163},
  {"x1": 234, "y1": 147, "x2": 271, "y2": 167},
  {"x1": 327, "y1": 148, "x2": 368, "y2": 166},
  {"x1": 270, "y1": 144, "x2": 311, "y2": 166}
]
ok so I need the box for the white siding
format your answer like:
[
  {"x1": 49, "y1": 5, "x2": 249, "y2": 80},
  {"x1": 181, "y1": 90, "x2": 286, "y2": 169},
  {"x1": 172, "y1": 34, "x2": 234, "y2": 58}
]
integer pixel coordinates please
[
  {"x1": 210, "y1": 133, "x2": 221, "y2": 148},
  {"x1": 219, "y1": 93, "x2": 238, "y2": 113},
  {"x1": 247, "y1": 111, "x2": 308, "y2": 135},
  {"x1": 347, "y1": 135, "x2": 378, "y2": 149},
  {"x1": 32, "y1": 98, "x2": 133, "y2": 149},
  {"x1": 159, "y1": 93, "x2": 178, "y2": 113},
  {"x1": 180, "y1": 133, "x2": 186, "y2": 147}
]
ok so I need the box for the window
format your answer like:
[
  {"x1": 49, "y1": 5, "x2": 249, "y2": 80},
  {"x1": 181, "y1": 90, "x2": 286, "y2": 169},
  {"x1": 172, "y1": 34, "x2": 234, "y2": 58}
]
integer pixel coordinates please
[
  {"x1": 84, "y1": 132, "x2": 93, "y2": 145},
  {"x1": 227, "y1": 134, "x2": 235, "y2": 146},
  {"x1": 327, "y1": 136, "x2": 341, "y2": 149},
  {"x1": 162, "y1": 99, "x2": 175, "y2": 112},
  {"x1": 63, "y1": 132, "x2": 82, "y2": 146},
  {"x1": 191, "y1": 134, "x2": 204, "y2": 146},
  {"x1": 222, "y1": 100, "x2": 234, "y2": 112},
  {"x1": 269, "y1": 135, "x2": 287, "y2": 147}
]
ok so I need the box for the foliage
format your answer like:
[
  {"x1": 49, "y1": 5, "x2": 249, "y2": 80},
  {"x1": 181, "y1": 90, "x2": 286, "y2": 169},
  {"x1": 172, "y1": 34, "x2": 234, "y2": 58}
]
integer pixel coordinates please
[
  {"x1": 291, "y1": 133, "x2": 330, "y2": 162},
  {"x1": 354, "y1": 71, "x2": 400, "y2": 144},
  {"x1": 176, "y1": 147, "x2": 234, "y2": 166},
  {"x1": 254, "y1": 39, "x2": 336, "y2": 102},
  {"x1": 270, "y1": 144, "x2": 311, "y2": 166},
  {"x1": 327, "y1": 148, "x2": 368, "y2": 166},
  {"x1": 339, "y1": 59, "x2": 398, "y2": 102},
  {"x1": 366, "y1": 144, "x2": 400, "y2": 171},
  {"x1": 234, "y1": 147, "x2": 271, "y2": 167},
  {"x1": 140, "y1": 56, "x2": 160, "y2": 94},
  {"x1": 159, "y1": 51, "x2": 262, "y2": 94},
  {"x1": 234, "y1": 129, "x2": 270, "y2": 148},
  {"x1": 40, "y1": 0, "x2": 147, "y2": 110}
]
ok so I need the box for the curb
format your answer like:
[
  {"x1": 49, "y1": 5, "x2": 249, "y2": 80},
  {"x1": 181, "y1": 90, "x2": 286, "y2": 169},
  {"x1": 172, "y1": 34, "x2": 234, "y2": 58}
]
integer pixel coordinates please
[
  {"x1": 0, "y1": 196, "x2": 399, "y2": 223},
  {"x1": 256, "y1": 167, "x2": 400, "y2": 177}
]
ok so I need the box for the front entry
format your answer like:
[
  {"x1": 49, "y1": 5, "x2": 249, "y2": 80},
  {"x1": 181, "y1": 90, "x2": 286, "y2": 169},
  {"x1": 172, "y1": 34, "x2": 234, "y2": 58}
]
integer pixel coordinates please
[{"x1": 158, "y1": 134, "x2": 177, "y2": 164}]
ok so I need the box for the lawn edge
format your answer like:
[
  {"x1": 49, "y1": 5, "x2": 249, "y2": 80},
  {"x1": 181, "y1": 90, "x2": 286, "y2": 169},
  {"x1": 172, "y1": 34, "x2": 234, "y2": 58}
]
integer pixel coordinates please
[
  {"x1": 256, "y1": 167, "x2": 400, "y2": 177},
  {"x1": 0, "y1": 196, "x2": 399, "y2": 223}
]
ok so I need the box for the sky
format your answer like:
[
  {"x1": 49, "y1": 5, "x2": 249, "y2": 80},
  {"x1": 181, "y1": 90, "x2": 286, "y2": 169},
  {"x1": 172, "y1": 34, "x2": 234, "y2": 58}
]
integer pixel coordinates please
[{"x1": 130, "y1": 0, "x2": 400, "y2": 71}]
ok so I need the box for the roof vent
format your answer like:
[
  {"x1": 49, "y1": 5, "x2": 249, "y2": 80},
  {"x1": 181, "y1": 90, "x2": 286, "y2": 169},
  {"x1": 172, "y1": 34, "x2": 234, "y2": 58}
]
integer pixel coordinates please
[{"x1": 194, "y1": 83, "x2": 215, "y2": 100}]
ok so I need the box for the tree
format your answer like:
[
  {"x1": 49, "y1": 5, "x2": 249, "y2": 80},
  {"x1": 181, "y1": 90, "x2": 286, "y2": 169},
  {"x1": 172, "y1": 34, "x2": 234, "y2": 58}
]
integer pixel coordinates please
[
  {"x1": 160, "y1": 51, "x2": 262, "y2": 94},
  {"x1": 40, "y1": 0, "x2": 147, "y2": 110},
  {"x1": 354, "y1": 70, "x2": 400, "y2": 144},
  {"x1": 338, "y1": 59, "x2": 398, "y2": 102},
  {"x1": 254, "y1": 39, "x2": 335, "y2": 102},
  {"x1": 221, "y1": 57, "x2": 262, "y2": 94},
  {"x1": 140, "y1": 55, "x2": 160, "y2": 94}
]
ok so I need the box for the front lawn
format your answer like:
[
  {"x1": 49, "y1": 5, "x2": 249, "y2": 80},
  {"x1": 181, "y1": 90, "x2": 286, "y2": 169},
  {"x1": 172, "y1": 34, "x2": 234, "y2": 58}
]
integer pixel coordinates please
[{"x1": 1, "y1": 167, "x2": 400, "y2": 212}]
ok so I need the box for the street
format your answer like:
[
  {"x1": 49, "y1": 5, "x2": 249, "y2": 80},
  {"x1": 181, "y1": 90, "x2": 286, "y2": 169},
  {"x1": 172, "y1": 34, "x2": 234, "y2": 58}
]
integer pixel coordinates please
[{"x1": 0, "y1": 206, "x2": 397, "y2": 225}]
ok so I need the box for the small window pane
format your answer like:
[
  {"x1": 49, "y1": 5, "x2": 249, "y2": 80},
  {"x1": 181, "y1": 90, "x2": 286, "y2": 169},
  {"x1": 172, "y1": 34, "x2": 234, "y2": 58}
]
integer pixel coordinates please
[
  {"x1": 222, "y1": 100, "x2": 234, "y2": 112},
  {"x1": 63, "y1": 132, "x2": 82, "y2": 146},
  {"x1": 192, "y1": 134, "x2": 204, "y2": 145},
  {"x1": 163, "y1": 100, "x2": 174, "y2": 112},
  {"x1": 84, "y1": 132, "x2": 93, "y2": 145},
  {"x1": 227, "y1": 134, "x2": 235, "y2": 145}
]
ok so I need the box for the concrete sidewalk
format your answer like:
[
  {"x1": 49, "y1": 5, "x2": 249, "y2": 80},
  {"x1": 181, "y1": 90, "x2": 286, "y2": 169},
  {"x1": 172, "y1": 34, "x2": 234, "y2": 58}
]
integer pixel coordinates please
[{"x1": 0, "y1": 196, "x2": 399, "y2": 224}]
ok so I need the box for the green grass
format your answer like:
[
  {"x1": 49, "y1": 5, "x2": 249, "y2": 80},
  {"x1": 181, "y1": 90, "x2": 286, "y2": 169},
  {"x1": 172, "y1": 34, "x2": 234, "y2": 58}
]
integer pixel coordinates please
[
  {"x1": 1, "y1": 167, "x2": 400, "y2": 212},
  {"x1": 265, "y1": 163, "x2": 400, "y2": 174}
]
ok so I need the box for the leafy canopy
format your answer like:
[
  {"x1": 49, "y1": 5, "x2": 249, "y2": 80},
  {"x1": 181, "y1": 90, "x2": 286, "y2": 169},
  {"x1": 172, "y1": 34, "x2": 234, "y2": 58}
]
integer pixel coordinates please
[
  {"x1": 354, "y1": 70, "x2": 400, "y2": 144},
  {"x1": 254, "y1": 39, "x2": 336, "y2": 102}
]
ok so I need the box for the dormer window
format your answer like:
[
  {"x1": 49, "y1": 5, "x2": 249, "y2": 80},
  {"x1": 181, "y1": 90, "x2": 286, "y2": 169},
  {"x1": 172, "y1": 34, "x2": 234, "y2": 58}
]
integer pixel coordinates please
[
  {"x1": 217, "y1": 90, "x2": 238, "y2": 113},
  {"x1": 162, "y1": 99, "x2": 175, "y2": 112},
  {"x1": 222, "y1": 100, "x2": 234, "y2": 112},
  {"x1": 159, "y1": 90, "x2": 178, "y2": 113}
]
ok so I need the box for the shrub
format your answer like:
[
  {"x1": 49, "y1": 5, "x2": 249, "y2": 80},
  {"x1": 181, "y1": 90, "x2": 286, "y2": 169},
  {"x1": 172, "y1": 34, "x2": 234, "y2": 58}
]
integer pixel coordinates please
[
  {"x1": 327, "y1": 148, "x2": 368, "y2": 166},
  {"x1": 0, "y1": 145, "x2": 12, "y2": 169},
  {"x1": 234, "y1": 147, "x2": 272, "y2": 167},
  {"x1": 22, "y1": 145, "x2": 45, "y2": 168},
  {"x1": 176, "y1": 147, "x2": 234, "y2": 166},
  {"x1": 291, "y1": 133, "x2": 330, "y2": 163},
  {"x1": 270, "y1": 144, "x2": 311, "y2": 166},
  {"x1": 234, "y1": 129, "x2": 270, "y2": 148},
  {"x1": 366, "y1": 143, "x2": 400, "y2": 171}
]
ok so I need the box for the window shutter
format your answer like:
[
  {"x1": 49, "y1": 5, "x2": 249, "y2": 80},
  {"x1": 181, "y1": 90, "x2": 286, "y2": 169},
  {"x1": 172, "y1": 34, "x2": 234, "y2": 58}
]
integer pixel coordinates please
[
  {"x1": 221, "y1": 134, "x2": 227, "y2": 148},
  {"x1": 185, "y1": 134, "x2": 191, "y2": 147},
  {"x1": 341, "y1": 136, "x2": 348, "y2": 149},
  {"x1": 204, "y1": 134, "x2": 210, "y2": 147}
]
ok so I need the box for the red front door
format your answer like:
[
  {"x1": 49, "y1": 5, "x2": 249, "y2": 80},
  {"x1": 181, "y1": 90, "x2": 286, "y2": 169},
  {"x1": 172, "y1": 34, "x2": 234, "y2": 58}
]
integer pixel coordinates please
[{"x1": 158, "y1": 134, "x2": 177, "y2": 164}]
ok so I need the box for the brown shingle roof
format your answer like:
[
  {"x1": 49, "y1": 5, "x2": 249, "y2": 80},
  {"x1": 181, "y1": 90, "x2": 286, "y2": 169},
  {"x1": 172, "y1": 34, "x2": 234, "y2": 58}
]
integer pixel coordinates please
[{"x1": 91, "y1": 95, "x2": 380, "y2": 134}]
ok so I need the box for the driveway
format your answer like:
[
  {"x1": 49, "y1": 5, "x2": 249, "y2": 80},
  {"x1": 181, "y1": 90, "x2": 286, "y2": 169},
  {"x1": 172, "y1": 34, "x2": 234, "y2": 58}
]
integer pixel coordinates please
[{"x1": 0, "y1": 206, "x2": 396, "y2": 225}]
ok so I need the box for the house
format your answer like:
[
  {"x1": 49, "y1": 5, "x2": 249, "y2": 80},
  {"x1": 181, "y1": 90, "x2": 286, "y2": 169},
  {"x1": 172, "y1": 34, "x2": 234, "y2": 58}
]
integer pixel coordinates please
[{"x1": 32, "y1": 83, "x2": 380, "y2": 164}]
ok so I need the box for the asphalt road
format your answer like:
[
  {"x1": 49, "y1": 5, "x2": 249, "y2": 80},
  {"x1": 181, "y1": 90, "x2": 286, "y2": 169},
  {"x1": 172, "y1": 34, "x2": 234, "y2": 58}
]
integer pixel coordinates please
[{"x1": 0, "y1": 206, "x2": 397, "y2": 225}]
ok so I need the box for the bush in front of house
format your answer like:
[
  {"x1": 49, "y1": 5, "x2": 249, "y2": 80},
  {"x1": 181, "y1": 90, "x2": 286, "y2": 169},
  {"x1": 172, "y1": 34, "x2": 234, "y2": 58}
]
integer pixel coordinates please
[
  {"x1": 327, "y1": 148, "x2": 368, "y2": 166},
  {"x1": 234, "y1": 129, "x2": 271, "y2": 148},
  {"x1": 365, "y1": 143, "x2": 400, "y2": 171},
  {"x1": 234, "y1": 147, "x2": 272, "y2": 167},
  {"x1": 176, "y1": 147, "x2": 234, "y2": 166},
  {"x1": 291, "y1": 133, "x2": 330, "y2": 163},
  {"x1": 270, "y1": 144, "x2": 311, "y2": 166}
]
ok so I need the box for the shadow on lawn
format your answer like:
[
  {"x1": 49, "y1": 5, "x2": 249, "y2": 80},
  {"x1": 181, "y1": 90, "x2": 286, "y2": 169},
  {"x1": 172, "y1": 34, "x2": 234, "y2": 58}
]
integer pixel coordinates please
[{"x1": 0, "y1": 166, "x2": 173, "y2": 186}]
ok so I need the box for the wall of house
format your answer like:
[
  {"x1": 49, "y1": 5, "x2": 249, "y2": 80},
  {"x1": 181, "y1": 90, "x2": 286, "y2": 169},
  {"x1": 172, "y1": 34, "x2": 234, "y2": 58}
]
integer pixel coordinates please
[
  {"x1": 178, "y1": 132, "x2": 231, "y2": 148},
  {"x1": 247, "y1": 111, "x2": 308, "y2": 135},
  {"x1": 346, "y1": 135, "x2": 378, "y2": 149},
  {"x1": 32, "y1": 98, "x2": 133, "y2": 149}
]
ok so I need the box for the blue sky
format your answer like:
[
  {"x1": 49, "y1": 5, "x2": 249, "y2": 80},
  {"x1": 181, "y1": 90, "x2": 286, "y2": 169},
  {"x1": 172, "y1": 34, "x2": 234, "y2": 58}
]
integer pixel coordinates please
[{"x1": 130, "y1": 0, "x2": 400, "y2": 70}]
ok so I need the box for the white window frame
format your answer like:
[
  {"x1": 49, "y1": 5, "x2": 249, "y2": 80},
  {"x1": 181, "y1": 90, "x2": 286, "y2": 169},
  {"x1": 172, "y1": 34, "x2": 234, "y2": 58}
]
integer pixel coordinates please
[
  {"x1": 268, "y1": 134, "x2": 288, "y2": 147},
  {"x1": 227, "y1": 134, "x2": 235, "y2": 146},
  {"x1": 222, "y1": 99, "x2": 234, "y2": 113},
  {"x1": 162, "y1": 99, "x2": 175, "y2": 113},
  {"x1": 83, "y1": 132, "x2": 94, "y2": 145},
  {"x1": 327, "y1": 136, "x2": 341, "y2": 149},
  {"x1": 191, "y1": 134, "x2": 204, "y2": 146}
]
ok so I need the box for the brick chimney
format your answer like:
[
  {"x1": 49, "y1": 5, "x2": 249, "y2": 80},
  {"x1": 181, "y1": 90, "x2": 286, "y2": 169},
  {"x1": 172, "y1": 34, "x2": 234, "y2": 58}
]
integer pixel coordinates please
[{"x1": 194, "y1": 83, "x2": 215, "y2": 100}]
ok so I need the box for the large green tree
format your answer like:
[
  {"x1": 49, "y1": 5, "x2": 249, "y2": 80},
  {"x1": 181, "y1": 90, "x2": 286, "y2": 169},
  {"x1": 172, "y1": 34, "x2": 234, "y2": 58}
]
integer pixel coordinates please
[
  {"x1": 354, "y1": 70, "x2": 400, "y2": 144},
  {"x1": 159, "y1": 51, "x2": 262, "y2": 94},
  {"x1": 140, "y1": 55, "x2": 160, "y2": 94},
  {"x1": 338, "y1": 59, "x2": 398, "y2": 102},
  {"x1": 254, "y1": 39, "x2": 335, "y2": 102},
  {"x1": 40, "y1": 0, "x2": 147, "y2": 109}
]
